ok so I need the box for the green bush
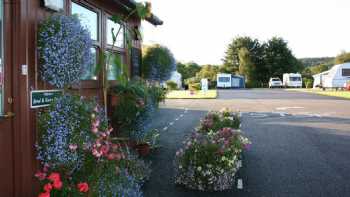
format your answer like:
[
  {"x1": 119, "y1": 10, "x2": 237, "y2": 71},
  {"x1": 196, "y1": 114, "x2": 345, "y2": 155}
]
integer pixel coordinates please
[
  {"x1": 166, "y1": 80, "x2": 178, "y2": 90},
  {"x1": 110, "y1": 80, "x2": 165, "y2": 139},
  {"x1": 142, "y1": 44, "x2": 176, "y2": 81},
  {"x1": 303, "y1": 78, "x2": 313, "y2": 88},
  {"x1": 189, "y1": 83, "x2": 201, "y2": 91}
]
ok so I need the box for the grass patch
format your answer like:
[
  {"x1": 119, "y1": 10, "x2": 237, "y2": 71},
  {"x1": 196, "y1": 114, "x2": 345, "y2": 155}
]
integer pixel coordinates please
[
  {"x1": 166, "y1": 90, "x2": 217, "y2": 99},
  {"x1": 288, "y1": 88, "x2": 350, "y2": 99}
]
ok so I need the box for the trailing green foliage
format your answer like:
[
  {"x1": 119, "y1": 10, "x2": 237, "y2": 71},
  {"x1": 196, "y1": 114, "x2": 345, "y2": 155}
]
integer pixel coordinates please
[{"x1": 110, "y1": 80, "x2": 165, "y2": 140}]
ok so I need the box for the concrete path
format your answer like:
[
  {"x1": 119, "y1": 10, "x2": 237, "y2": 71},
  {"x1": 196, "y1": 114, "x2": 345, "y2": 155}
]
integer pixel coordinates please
[{"x1": 143, "y1": 89, "x2": 350, "y2": 197}]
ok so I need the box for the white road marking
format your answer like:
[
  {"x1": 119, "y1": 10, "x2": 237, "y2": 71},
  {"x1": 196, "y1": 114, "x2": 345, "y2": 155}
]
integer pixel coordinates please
[
  {"x1": 276, "y1": 106, "x2": 304, "y2": 110},
  {"x1": 249, "y1": 113, "x2": 268, "y2": 118},
  {"x1": 180, "y1": 114, "x2": 184, "y2": 117},
  {"x1": 175, "y1": 118, "x2": 179, "y2": 121},
  {"x1": 169, "y1": 122, "x2": 174, "y2": 126},
  {"x1": 237, "y1": 160, "x2": 242, "y2": 168},
  {"x1": 237, "y1": 179, "x2": 243, "y2": 189},
  {"x1": 163, "y1": 127, "x2": 168, "y2": 131}
]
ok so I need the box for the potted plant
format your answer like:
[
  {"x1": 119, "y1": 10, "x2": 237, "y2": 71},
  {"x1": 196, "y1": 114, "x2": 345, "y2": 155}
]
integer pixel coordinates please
[{"x1": 134, "y1": 142, "x2": 150, "y2": 157}]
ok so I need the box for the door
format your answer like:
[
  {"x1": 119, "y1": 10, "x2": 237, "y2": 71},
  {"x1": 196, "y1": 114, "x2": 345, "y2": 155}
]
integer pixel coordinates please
[{"x1": 0, "y1": 0, "x2": 14, "y2": 195}]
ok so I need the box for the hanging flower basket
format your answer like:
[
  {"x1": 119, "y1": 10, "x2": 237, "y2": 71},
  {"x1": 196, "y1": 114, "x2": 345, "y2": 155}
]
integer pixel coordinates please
[{"x1": 38, "y1": 14, "x2": 93, "y2": 88}]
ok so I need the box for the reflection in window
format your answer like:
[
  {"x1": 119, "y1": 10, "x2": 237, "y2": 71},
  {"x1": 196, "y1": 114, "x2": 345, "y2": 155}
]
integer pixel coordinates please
[
  {"x1": 81, "y1": 48, "x2": 97, "y2": 80},
  {"x1": 106, "y1": 19, "x2": 124, "y2": 48},
  {"x1": 107, "y1": 52, "x2": 123, "y2": 80},
  {"x1": 72, "y1": 2, "x2": 98, "y2": 41}
]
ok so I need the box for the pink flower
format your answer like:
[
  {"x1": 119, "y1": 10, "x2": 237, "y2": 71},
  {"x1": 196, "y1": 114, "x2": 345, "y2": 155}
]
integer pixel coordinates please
[
  {"x1": 35, "y1": 171, "x2": 46, "y2": 181},
  {"x1": 43, "y1": 164, "x2": 50, "y2": 172},
  {"x1": 91, "y1": 126, "x2": 98, "y2": 134},
  {"x1": 92, "y1": 119, "x2": 100, "y2": 127},
  {"x1": 94, "y1": 106, "x2": 99, "y2": 112},
  {"x1": 77, "y1": 182, "x2": 89, "y2": 193},
  {"x1": 100, "y1": 145, "x2": 110, "y2": 155},
  {"x1": 69, "y1": 144, "x2": 78, "y2": 151},
  {"x1": 92, "y1": 149, "x2": 102, "y2": 158}
]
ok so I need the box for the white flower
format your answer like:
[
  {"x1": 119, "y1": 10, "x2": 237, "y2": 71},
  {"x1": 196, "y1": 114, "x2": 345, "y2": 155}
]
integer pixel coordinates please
[{"x1": 197, "y1": 166, "x2": 202, "y2": 171}]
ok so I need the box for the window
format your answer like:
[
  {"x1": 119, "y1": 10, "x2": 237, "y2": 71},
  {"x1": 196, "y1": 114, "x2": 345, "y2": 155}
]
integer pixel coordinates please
[
  {"x1": 342, "y1": 69, "x2": 350, "y2": 77},
  {"x1": 106, "y1": 52, "x2": 124, "y2": 80},
  {"x1": 71, "y1": 2, "x2": 99, "y2": 81},
  {"x1": 289, "y1": 77, "x2": 301, "y2": 81},
  {"x1": 72, "y1": 2, "x2": 98, "y2": 41},
  {"x1": 106, "y1": 18, "x2": 124, "y2": 48},
  {"x1": 219, "y1": 77, "x2": 230, "y2": 82},
  {"x1": 70, "y1": 1, "x2": 128, "y2": 82},
  {"x1": 81, "y1": 48, "x2": 97, "y2": 80}
]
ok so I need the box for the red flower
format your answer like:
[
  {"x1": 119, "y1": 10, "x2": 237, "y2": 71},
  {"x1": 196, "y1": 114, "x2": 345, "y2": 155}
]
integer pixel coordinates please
[
  {"x1": 43, "y1": 183, "x2": 52, "y2": 192},
  {"x1": 52, "y1": 180, "x2": 63, "y2": 190},
  {"x1": 100, "y1": 145, "x2": 110, "y2": 155},
  {"x1": 48, "y1": 172, "x2": 61, "y2": 183},
  {"x1": 38, "y1": 192, "x2": 50, "y2": 197},
  {"x1": 77, "y1": 182, "x2": 89, "y2": 193},
  {"x1": 35, "y1": 171, "x2": 46, "y2": 181}
]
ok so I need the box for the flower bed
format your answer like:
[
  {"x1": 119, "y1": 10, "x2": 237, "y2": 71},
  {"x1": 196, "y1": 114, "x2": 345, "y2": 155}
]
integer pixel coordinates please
[{"x1": 174, "y1": 109, "x2": 251, "y2": 191}]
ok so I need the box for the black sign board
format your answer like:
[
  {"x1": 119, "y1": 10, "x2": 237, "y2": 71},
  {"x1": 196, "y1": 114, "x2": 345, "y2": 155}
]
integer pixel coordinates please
[
  {"x1": 30, "y1": 90, "x2": 62, "y2": 108},
  {"x1": 131, "y1": 47, "x2": 141, "y2": 77}
]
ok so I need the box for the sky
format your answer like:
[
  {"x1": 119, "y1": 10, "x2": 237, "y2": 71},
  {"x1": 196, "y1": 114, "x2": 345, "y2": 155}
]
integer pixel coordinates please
[{"x1": 141, "y1": 0, "x2": 350, "y2": 65}]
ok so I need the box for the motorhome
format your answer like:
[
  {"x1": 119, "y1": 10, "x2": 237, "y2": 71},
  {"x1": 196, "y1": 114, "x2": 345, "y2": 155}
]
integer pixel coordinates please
[
  {"x1": 283, "y1": 73, "x2": 302, "y2": 88},
  {"x1": 216, "y1": 73, "x2": 245, "y2": 88},
  {"x1": 313, "y1": 63, "x2": 350, "y2": 88}
]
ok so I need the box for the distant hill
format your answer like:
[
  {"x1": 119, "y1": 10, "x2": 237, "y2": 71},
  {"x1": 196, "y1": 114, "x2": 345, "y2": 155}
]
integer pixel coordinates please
[{"x1": 299, "y1": 57, "x2": 335, "y2": 67}]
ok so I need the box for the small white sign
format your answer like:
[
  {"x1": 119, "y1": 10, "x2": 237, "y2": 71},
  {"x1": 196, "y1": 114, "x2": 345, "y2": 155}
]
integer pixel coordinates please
[
  {"x1": 237, "y1": 179, "x2": 243, "y2": 189},
  {"x1": 201, "y1": 78, "x2": 208, "y2": 91},
  {"x1": 21, "y1": 65, "x2": 28, "y2": 75}
]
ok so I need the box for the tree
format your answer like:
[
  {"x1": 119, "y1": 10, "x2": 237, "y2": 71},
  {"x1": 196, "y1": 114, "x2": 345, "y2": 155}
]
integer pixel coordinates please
[
  {"x1": 142, "y1": 44, "x2": 176, "y2": 81},
  {"x1": 238, "y1": 48, "x2": 255, "y2": 86},
  {"x1": 263, "y1": 37, "x2": 303, "y2": 80},
  {"x1": 195, "y1": 65, "x2": 219, "y2": 81},
  {"x1": 309, "y1": 64, "x2": 329, "y2": 75},
  {"x1": 335, "y1": 51, "x2": 350, "y2": 64},
  {"x1": 222, "y1": 36, "x2": 264, "y2": 75},
  {"x1": 177, "y1": 62, "x2": 201, "y2": 81}
]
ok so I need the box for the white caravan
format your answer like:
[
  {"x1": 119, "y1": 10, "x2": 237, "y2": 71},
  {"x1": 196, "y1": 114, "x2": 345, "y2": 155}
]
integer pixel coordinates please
[
  {"x1": 217, "y1": 73, "x2": 232, "y2": 88},
  {"x1": 313, "y1": 63, "x2": 350, "y2": 88},
  {"x1": 283, "y1": 73, "x2": 302, "y2": 88}
]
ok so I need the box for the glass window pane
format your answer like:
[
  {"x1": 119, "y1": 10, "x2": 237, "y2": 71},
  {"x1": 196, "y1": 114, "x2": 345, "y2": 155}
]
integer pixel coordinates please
[
  {"x1": 107, "y1": 52, "x2": 123, "y2": 80},
  {"x1": 0, "y1": 0, "x2": 3, "y2": 115},
  {"x1": 106, "y1": 19, "x2": 124, "y2": 48},
  {"x1": 81, "y1": 48, "x2": 97, "y2": 80},
  {"x1": 72, "y1": 2, "x2": 98, "y2": 41}
]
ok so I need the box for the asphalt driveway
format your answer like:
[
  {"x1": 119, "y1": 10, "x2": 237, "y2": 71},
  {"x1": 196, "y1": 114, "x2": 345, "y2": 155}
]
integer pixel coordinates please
[{"x1": 143, "y1": 89, "x2": 350, "y2": 197}]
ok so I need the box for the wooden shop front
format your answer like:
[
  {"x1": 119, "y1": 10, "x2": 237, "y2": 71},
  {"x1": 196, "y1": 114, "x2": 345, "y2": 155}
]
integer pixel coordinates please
[{"x1": 0, "y1": 0, "x2": 161, "y2": 196}]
